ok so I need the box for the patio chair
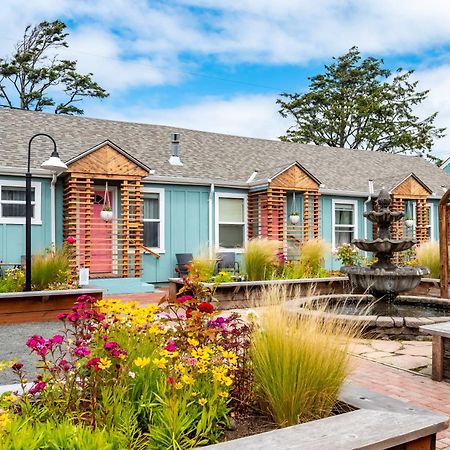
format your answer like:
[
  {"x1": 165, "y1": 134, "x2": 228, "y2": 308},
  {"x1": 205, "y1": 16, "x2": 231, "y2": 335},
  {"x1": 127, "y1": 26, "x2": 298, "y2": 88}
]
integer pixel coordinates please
[
  {"x1": 175, "y1": 253, "x2": 193, "y2": 277},
  {"x1": 216, "y1": 252, "x2": 240, "y2": 274}
]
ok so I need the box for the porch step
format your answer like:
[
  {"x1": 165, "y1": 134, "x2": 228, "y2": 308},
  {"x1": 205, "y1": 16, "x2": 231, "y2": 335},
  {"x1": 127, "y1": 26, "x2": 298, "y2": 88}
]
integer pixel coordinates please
[{"x1": 88, "y1": 277, "x2": 155, "y2": 295}]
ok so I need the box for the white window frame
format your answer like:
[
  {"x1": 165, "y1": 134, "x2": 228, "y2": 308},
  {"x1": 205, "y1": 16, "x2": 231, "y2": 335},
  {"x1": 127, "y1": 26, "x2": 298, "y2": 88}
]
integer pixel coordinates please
[
  {"x1": 215, "y1": 192, "x2": 248, "y2": 253},
  {"x1": 426, "y1": 202, "x2": 435, "y2": 241},
  {"x1": 0, "y1": 180, "x2": 42, "y2": 225},
  {"x1": 332, "y1": 198, "x2": 358, "y2": 250},
  {"x1": 142, "y1": 187, "x2": 165, "y2": 253}
]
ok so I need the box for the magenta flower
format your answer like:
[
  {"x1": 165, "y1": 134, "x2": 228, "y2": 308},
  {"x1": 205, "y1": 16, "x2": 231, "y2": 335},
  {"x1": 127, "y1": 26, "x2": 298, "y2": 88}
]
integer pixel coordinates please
[
  {"x1": 73, "y1": 346, "x2": 91, "y2": 357},
  {"x1": 26, "y1": 335, "x2": 51, "y2": 356},
  {"x1": 50, "y1": 335, "x2": 64, "y2": 345},
  {"x1": 176, "y1": 295, "x2": 193, "y2": 304},
  {"x1": 11, "y1": 362, "x2": 23, "y2": 371},
  {"x1": 29, "y1": 381, "x2": 46, "y2": 395},
  {"x1": 66, "y1": 236, "x2": 76, "y2": 244},
  {"x1": 85, "y1": 357, "x2": 101, "y2": 371},
  {"x1": 165, "y1": 339, "x2": 177, "y2": 352},
  {"x1": 56, "y1": 313, "x2": 68, "y2": 320},
  {"x1": 104, "y1": 341, "x2": 118, "y2": 350}
]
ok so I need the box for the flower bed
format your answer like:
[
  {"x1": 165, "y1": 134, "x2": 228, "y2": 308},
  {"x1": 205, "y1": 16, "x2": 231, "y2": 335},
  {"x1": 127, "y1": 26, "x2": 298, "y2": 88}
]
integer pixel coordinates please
[{"x1": 0, "y1": 279, "x2": 446, "y2": 449}]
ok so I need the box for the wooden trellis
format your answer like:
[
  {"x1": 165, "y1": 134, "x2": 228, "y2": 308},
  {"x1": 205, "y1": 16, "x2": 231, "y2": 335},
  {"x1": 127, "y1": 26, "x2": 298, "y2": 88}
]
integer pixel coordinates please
[
  {"x1": 247, "y1": 163, "x2": 320, "y2": 259},
  {"x1": 63, "y1": 142, "x2": 149, "y2": 278}
]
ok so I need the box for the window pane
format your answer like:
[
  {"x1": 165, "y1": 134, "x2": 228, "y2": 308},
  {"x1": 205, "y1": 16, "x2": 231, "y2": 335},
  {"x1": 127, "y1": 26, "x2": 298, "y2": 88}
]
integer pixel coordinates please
[
  {"x1": 144, "y1": 194, "x2": 159, "y2": 220},
  {"x1": 2, "y1": 204, "x2": 34, "y2": 217},
  {"x1": 335, "y1": 229, "x2": 354, "y2": 246},
  {"x1": 219, "y1": 224, "x2": 244, "y2": 248},
  {"x1": 219, "y1": 198, "x2": 244, "y2": 222},
  {"x1": 335, "y1": 204, "x2": 354, "y2": 225},
  {"x1": 143, "y1": 222, "x2": 159, "y2": 247},
  {"x1": 1, "y1": 186, "x2": 34, "y2": 201}
]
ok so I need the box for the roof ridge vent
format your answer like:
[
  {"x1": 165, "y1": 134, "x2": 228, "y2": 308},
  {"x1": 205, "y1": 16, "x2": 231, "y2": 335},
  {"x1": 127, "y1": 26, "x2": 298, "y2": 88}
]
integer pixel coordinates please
[{"x1": 169, "y1": 132, "x2": 183, "y2": 166}]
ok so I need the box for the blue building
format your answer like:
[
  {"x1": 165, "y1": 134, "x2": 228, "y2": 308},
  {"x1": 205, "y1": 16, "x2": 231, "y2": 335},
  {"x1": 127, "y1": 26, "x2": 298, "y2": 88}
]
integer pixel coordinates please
[{"x1": 0, "y1": 109, "x2": 449, "y2": 292}]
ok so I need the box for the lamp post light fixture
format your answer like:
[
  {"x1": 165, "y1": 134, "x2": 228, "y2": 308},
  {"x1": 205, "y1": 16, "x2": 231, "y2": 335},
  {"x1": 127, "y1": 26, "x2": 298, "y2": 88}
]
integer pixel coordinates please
[{"x1": 25, "y1": 134, "x2": 67, "y2": 291}]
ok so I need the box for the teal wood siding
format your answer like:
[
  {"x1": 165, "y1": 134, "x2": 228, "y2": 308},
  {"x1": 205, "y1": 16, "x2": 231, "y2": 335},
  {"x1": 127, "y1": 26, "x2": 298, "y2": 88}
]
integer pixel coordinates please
[
  {"x1": 0, "y1": 175, "x2": 52, "y2": 264},
  {"x1": 142, "y1": 184, "x2": 210, "y2": 283}
]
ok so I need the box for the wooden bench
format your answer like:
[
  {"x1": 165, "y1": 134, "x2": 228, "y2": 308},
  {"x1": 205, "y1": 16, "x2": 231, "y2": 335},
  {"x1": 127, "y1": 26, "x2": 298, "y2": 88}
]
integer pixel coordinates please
[{"x1": 420, "y1": 322, "x2": 450, "y2": 381}]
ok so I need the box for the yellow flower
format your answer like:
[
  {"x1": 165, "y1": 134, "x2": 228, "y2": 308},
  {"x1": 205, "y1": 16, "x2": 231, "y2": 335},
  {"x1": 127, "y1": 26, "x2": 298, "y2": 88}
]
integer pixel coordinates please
[
  {"x1": 98, "y1": 357, "x2": 111, "y2": 370},
  {"x1": 153, "y1": 357, "x2": 168, "y2": 369},
  {"x1": 160, "y1": 349, "x2": 179, "y2": 358},
  {"x1": 198, "y1": 398, "x2": 208, "y2": 406},
  {"x1": 191, "y1": 391, "x2": 198, "y2": 397},
  {"x1": 222, "y1": 351, "x2": 237, "y2": 364},
  {"x1": 181, "y1": 374, "x2": 194, "y2": 385},
  {"x1": 134, "y1": 356, "x2": 151, "y2": 368},
  {"x1": 187, "y1": 337, "x2": 199, "y2": 347},
  {"x1": 221, "y1": 376, "x2": 233, "y2": 387},
  {"x1": 0, "y1": 412, "x2": 10, "y2": 429},
  {"x1": 175, "y1": 363, "x2": 186, "y2": 373},
  {"x1": 175, "y1": 382, "x2": 183, "y2": 390},
  {"x1": 3, "y1": 394, "x2": 17, "y2": 403},
  {"x1": 218, "y1": 391, "x2": 229, "y2": 398}
]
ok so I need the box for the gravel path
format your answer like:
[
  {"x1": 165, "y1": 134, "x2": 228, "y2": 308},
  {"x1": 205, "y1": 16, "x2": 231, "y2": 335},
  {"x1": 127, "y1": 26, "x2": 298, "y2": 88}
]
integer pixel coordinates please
[{"x1": 0, "y1": 321, "x2": 64, "y2": 385}]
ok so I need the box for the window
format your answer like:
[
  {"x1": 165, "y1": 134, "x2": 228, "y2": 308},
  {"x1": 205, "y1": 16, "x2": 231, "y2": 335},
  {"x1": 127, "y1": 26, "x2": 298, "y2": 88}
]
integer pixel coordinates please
[
  {"x1": 142, "y1": 188, "x2": 165, "y2": 252},
  {"x1": 216, "y1": 194, "x2": 247, "y2": 250},
  {"x1": 332, "y1": 200, "x2": 357, "y2": 248},
  {"x1": 0, "y1": 181, "x2": 41, "y2": 224},
  {"x1": 426, "y1": 203, "x2": 435, "y2": 240}
]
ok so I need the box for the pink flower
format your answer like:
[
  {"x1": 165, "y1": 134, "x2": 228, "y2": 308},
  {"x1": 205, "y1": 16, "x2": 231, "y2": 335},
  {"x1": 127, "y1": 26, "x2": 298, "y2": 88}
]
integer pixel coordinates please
[
  {"x1": 11, "y1": 362, "x2": 23, "y2": 371},
  {"x1": 66, "y1": 236, "x2": 76, "y2": 244},
  {"x1": 50, "y1": 335, "x2": 64, "y2": 345},
  {"x1": 165, "y1": 339, "x2": 177, "y2": 352},
  {"x1": 56, "y1": 313, "x2": 68, "y2": 320},
  {"x1": 73, "y1": 346, "x2": 91, "y2": 357},
  {"x1": 29, "y1": 381, "x2": 46, "y2": 395},
  {"x1": 104, "y1": 341, "x2": 118, "y2": 350},
  {"x1": 176, "y1": 295, "x2": 193, "y2": 304},
  {"x1": 167, "y1": 376, "x2": 175, "y2": 384},
  {"x1": 26, "y1": 335, "x2": 52, "y2": 356},
  {"x1": 58, "y1": 359, "x2": 72, "y2": 371}
]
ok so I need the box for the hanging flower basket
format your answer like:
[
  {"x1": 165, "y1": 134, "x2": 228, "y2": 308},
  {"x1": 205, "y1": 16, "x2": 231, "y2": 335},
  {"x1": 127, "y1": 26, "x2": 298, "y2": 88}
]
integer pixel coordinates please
[
  {"x1": 100, "y1": 182, "x2": 113, "y2": 222},
  {"x1": 100, "y1": 208, "x2": 113, "y2": 222},
  {"x1": 405, "y1": 218, "x2": 414, "y2": 228},
  {"x1": 290, "y1": 213, "x2": 300, "y2": 225}
]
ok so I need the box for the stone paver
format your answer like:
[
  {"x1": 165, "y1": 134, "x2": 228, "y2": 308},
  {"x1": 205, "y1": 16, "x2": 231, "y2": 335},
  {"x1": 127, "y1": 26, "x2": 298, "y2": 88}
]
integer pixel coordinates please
[
  {"x1": 375, "y1": 354, "x2": 431, "y2": 370},
  {"x1": 370, "y1": 340, "x2": 402, "y2": 353},
  {"x1": 398, "y1": 344, "x2": 432, "y2": 357}
]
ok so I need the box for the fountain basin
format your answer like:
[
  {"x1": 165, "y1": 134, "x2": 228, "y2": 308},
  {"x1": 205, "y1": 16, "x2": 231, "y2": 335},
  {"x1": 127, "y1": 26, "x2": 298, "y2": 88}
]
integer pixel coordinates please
[
  {"x1": 286, "y1": 294, "x2": 450, "y2": 340},
  {"x1": 352, "y1": 238, "x2": 415, "y2": 254},
  {"x1": 342, "y1": 265, "x2": 429, "y2": 299}
]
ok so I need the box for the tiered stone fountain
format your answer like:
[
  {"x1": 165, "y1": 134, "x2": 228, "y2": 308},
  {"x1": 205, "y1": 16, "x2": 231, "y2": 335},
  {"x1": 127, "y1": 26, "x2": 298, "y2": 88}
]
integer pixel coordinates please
[{"x1": 342, "y1": 188, "x2": 429, "y2": 314}]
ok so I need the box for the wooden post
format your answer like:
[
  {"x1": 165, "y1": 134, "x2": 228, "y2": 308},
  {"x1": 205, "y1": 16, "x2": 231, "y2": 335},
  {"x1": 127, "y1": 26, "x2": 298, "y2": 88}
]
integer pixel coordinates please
[
  {"x1": 439, "y1": 190, "x2": 450, "y2": 298},
  {"x1": 432, "y1": 335, "x2": 444, "y2": 382},
  {"x1": 303, "y1": 191, "x2": 309, "y2": 242}
]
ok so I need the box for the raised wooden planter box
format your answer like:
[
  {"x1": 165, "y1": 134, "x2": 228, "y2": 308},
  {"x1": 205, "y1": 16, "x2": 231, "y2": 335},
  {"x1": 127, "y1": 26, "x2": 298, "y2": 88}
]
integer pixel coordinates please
[
  {"x1": 169, "y1": 277, "x2": 443, "y2": 310},
  {"x1": 205, "y1": 383, "x2": 448, "y2": 450},
  {"x1": 0, "y1": 288, "x2": 104, "y2": 324}
]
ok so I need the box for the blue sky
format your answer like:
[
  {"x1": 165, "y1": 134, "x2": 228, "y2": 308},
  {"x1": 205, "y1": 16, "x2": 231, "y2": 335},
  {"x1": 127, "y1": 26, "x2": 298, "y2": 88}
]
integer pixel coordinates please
[{"x1": 2, "y1": 0, "x2": 450, "y2": 159}]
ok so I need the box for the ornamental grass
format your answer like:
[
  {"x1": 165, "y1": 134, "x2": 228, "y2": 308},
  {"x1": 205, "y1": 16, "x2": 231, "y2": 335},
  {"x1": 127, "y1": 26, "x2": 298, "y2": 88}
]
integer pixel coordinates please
[
  {"x1": 297, "y1": 238, "x2": 330, "y2": 277},
  {"x1": 251, "y1": 286, "x2": 360, "y2": 427},
  {"x1": 415, "y1": 241, "x2": 440, "y2": 278},
  {"x1": 244, "y1": 238, "x2": 279, "y2": 281}
]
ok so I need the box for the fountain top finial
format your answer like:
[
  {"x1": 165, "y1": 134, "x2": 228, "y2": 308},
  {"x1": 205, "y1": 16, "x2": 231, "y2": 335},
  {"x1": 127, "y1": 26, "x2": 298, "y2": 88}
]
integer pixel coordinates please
[{"x1": 377, "y1": 188, "x2": 391, "y2": 209}]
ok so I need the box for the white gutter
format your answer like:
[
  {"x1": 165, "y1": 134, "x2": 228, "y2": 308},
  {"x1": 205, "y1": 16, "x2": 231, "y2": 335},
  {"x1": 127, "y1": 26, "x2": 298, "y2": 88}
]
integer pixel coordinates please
[
  {"x1": 50, "y1": 173, "x2": 57, "y2": 250},
  {"x1": 208, "y1": 183, "x2": 215, "y2": 257},
  {"x1": 0, "y1": 165, "x2": 53, "y2": 177},
  {"x1": 363, "y1": 179, "x2": 374, "y2": 242}
]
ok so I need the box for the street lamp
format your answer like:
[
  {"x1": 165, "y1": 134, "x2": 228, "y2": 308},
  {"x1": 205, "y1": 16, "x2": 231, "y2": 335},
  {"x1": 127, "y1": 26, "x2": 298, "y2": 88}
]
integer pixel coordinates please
[{"x1": 25, "y1": 134, "x2": 67, "y2": 291}]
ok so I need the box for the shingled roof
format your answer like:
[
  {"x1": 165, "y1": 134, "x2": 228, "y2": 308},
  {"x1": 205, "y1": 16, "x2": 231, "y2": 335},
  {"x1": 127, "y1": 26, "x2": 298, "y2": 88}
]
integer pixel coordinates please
[{"x1": 1, "y1": 108, "x2": 449, "y2": 196}]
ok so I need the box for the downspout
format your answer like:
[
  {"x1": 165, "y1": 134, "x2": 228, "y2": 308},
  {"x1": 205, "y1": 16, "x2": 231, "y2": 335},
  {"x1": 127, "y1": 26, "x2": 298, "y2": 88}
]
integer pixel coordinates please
[
  {"x1": 364, "y1": 179, "x2": 374, "y2": 241},
  {"x1": 51, "y1": 173, "x2": 57, "y2": 250},
  {"x1": 209, "y1": 183, "x2": 215, "y2": 258}
]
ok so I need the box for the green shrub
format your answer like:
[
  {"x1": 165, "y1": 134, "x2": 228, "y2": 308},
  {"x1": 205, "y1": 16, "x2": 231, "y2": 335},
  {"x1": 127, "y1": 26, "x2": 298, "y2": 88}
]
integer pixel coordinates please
[
  {"x1": 415, "y1": 241, "x2": 440, "y2": 278},
  {"x1": 0, "y1": 268, "x2": 25, "y2": 293},
  {"x1": 189, "y1": 249, "x2": 217, "y2": 281},
  {"x1": 244, "y1": 238, "x2": 279, "y2": 281},
  {"x1": 251, "y1": 287, "x2": 359, "y2": 426}
]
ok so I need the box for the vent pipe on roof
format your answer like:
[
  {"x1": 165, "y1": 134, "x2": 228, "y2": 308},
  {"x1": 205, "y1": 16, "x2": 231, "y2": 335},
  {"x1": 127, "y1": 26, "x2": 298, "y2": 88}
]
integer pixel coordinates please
[
  {"x1": 168, "y1": 132, "x2": 183, "y2": 166},
  {"x1": 246, "y1": 169, "x2": 259, "y2": 183}
]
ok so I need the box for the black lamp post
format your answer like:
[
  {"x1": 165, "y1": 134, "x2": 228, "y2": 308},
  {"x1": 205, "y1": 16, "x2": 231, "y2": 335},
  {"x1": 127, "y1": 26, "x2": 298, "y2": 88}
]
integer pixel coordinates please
[{"x1": 25, "y1": 134, "x2": 67, "y2": 291}]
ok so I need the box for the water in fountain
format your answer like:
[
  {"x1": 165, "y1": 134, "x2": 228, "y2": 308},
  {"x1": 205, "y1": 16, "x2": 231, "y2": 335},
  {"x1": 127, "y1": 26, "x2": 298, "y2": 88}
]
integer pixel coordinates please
[{"x1": 341, "y1": 188, "x2": 429, "y2": 315}]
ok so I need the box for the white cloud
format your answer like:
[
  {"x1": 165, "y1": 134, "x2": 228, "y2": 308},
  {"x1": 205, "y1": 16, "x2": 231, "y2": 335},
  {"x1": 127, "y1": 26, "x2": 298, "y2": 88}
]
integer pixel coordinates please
[{"x1": 89, "y1": 94, "x2": 289, "y2": 140}]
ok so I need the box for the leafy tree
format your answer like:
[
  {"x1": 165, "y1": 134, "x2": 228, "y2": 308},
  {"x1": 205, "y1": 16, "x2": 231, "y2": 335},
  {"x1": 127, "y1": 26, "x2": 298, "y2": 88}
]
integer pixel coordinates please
[
  {"x1": 0, "y1": 20, "x2": 108, "y2": 115},
  {"x1": 277, "y1": 47, "x2": 445, "y2": 158}
]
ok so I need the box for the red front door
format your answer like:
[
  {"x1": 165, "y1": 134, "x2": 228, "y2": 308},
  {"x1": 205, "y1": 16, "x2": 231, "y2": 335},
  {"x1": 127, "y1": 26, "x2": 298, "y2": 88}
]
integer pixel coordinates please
[{"x1": 91, "y1": 189, "x2": 114, "y2": 274}]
